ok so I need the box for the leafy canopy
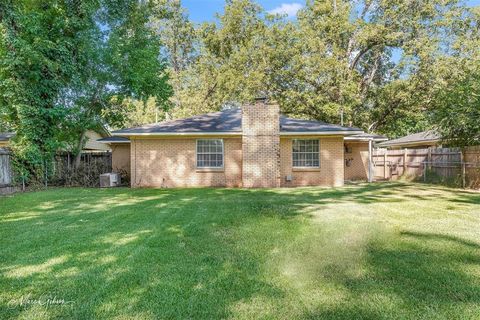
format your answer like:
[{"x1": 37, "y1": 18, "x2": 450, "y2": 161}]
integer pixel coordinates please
[{"x1": 0, "y1": 0, "x2": 172, "y2": 181}]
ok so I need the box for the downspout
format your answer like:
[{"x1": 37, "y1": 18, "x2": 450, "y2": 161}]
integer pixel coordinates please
[{"x1": 368, "y1": 139, "x2": 373, "y2": 183}]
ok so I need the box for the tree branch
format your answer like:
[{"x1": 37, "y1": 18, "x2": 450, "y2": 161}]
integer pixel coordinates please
[
  {"x1": 349, "y1": 43, "x2": 377, "y2": 70},
  {"x1": 360, "y1": 52, "x2": 381, "y2": 98}
]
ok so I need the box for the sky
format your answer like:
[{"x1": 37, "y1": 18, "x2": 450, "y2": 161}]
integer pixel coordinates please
[
  {"x1": 182, "y1": 0, "x2": 480, "y2": 23},
  {"x1": 183, "y1": 0, "x2": 304, "y2": 22}
]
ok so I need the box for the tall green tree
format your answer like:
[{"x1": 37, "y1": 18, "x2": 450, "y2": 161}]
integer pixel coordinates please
[
  {"x1": 431, "y1": 6, "x2": 480, "y2": 146},
  {"x1": 433, "y1": 66, "x2": 480, "y2": 146},
  {"x1": 162, "y1": 0, "x2": 471, "y2": 140},
  {"x1": 0, "y1": 0, "x2": 171, "y2": 178},
  {"x1": 66, "y1": 0, "x2": 171, "y2": 164},
  {"x1": 150, "y1": 0, "x2": 197, "y2": 116},
  {"x1": 0, "y1": 0, "x2": 95, "y2": 178},
  {"x1": 276, "y1": 0, "x2": 468, "y2": 132},
  {"x1": 165, "y1": 0, "x2": 281, "y2": 117}
]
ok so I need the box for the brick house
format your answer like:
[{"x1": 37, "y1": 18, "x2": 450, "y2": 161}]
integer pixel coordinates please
[{"x1": 99, "y1": 100, "x2": 385, "y2": 188}]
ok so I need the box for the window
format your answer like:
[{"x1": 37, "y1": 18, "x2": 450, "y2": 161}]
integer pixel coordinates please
[
  {"x1": 292, "y1": 139, "x2": 320, "y2": 167},
  {"x1": 196, "y1": 139, "x2": 224, "y2": 168}
]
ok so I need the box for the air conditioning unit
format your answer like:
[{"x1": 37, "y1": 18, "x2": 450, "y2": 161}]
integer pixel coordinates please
[{"x1": 100, "y1": 173, "x2": 120, "y2": 188}]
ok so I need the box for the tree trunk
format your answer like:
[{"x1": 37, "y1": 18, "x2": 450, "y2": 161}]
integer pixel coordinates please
[
  {"x1": 360, "y1": 53, "x2": 381, "y2": 98},
  {"x1": 74, "y1": 130, "x2": 86, "y2": 169}
]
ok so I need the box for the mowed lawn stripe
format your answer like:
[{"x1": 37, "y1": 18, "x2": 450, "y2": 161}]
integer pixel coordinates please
[{"x1": 0, "y1": 183, "x2": 479, "y2": 319}]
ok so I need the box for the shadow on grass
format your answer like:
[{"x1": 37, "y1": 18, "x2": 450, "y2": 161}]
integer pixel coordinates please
[
  {"x1": 305, "y1": 231, "x2": 480, "y2": 319},
  {"x1": 0, "y1": 183, "x2": 479, "y2": 318},
  {"x1": 402, "y1": 231, "x2": 480, "y2": 249},
  {"x1": 0, "y1": 188, "x2": 291, "y2": 319}
]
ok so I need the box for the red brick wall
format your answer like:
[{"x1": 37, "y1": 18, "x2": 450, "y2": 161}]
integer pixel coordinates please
[
  {"x1": 130, "y1": 135, "x2": 347, "y2": 188},
  {"x1": 128, "y1": 103, "x2": 349, "y2": 188},
  {"x1": 344, "y1": 142, "x2": 369, "y2": 181},
  {"x1": 130, "y1": 137, "x2": 242, "y2": 188},
  {"x1": 280, "y1": 137, "x2": 344, "y2": 187},
  {"x1": 112, "y1": 144, "x2": 131, "y2": 177},
  {"x1": 242, "y1": 103, "x2": 281, "y2": 188}
]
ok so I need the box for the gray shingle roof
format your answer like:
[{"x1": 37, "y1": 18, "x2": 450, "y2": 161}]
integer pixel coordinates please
[
  {"x1": 113, "y1": 109, "x2": 241, "y2": 134},
  {"x1": 377, "y1": 130, "x2": 441, "y2": 147},
  {"x1": 112, "y1": 109, "x2": 362, "y2": 135},
  {"x1": 280, "y1": 117, "x2": 361, "y2": 133},
  {"x1": 0, "y1": 132, "x2": 15, "y2": 141}
]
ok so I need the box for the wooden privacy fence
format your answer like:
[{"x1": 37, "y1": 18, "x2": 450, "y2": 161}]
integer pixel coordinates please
[
  {"x1": 373, "y1": 146, "x2": 480, "y2": 189},
  {"x1": 51, "y1": 152, "x2": 112, "y2": 187},
  {"x1": 463, "y1": 146, "x2": 480, "y2": 189},
  {"x1": 0, "y1": 151, "x2": 112, "y2": 194}
]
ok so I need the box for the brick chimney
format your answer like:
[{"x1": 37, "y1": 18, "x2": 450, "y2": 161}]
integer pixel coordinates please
[{"x1": 242, "y1": 98, "x2": 281, "y2": 188}]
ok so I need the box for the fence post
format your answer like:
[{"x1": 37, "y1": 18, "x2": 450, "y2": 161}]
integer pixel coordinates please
[
  {"x1": 462, "y1": 162, "x2": 466, "y2": 188},
  {"x1": 403, "y1": 149, "x2": 407, "y2": 176},
  {"x1": 384, "y1": 152, "x2": 387, "y2": 179},
  {"x1": 368, "y1": 140, "x2": 373, "y2": 183},
  {"x1": 427, "y1": 147, "x2": 432, "y2": 171},
  {"x1": 423, "y1": 161, "x2": 426, "y2": 182}
]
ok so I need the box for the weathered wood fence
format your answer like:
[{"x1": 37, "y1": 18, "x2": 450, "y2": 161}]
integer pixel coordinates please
[
  {"x1": 0, "y1": 148, "x2": 17, "y2": 194},
  {"x1": 51, "y1": 152, "x2": 112, "y2": 187},
  {"x1": 0, "y1": 151, "x2": 112, "y2": 194},
  {"x1": 463, "y1": 146, "x2": 480, "y2": 189},
  {"x1": 0, "y1": 148, "x2": 11, "y2": 185},
  {"x1": 373, "y1": 146, "x2": 480, "y2": 189}
]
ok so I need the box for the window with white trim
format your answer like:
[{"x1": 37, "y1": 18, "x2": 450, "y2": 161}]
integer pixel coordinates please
[
  {"x1": 292, "y1": 139, "x2": 320, "y2": 167},
  {"x1": 196, "y1": 139, "x2": 224, "y2": 168}
]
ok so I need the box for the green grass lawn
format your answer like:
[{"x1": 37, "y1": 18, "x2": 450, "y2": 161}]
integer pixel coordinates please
[{"x1": 0, "y1": 183, "x2": 479, "y2": 319}]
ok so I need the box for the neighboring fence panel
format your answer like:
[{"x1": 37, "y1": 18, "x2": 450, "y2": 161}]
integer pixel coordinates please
[
  {"x1": 52, "y1": 152, "x2": 112, "y2": 187},
  {"x1": 0, "y1": 148, "x2": 12, "y2": 185},
  {"x1": 373, "y1": 146, "x2": 480, "y2": 189},
  {"x1": 1, "y1": 151, "x2": 112, "y2": 195},
  {"x1": 0, "y1": 148, "x2": 17, "y2": 195},
  {"x1": 464, "y1": 146, "x2": 480, "y2": 189}
]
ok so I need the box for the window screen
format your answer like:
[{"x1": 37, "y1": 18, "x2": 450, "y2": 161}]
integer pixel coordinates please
[
  {"x1": 292, "y1": 139, "x2": 320, "y2": 167},
  {"x1": 196, "y1": 139, "x2": 224, "y2": 168}
]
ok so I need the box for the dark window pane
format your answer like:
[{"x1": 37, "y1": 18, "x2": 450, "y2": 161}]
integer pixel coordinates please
[
  {"x1": 197, "y1": 139, "x2": 223, "y2": 168},
  {"x1": 292, "y1": 140, "x2": 320, "y2": 167}
]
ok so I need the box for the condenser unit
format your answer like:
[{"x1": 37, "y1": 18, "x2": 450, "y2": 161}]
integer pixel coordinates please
[{"x1": 100, "y1": 173, "x2": 120, "y2": 188}]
